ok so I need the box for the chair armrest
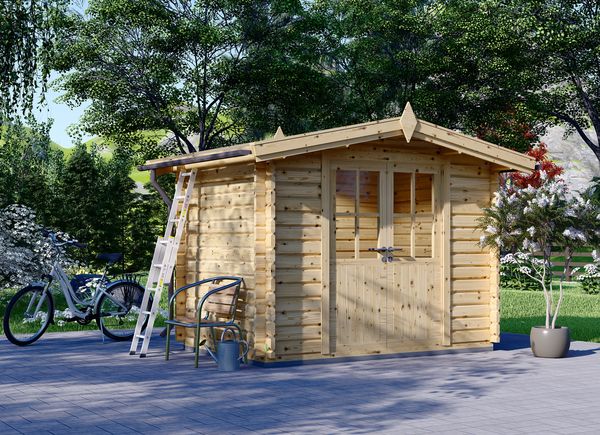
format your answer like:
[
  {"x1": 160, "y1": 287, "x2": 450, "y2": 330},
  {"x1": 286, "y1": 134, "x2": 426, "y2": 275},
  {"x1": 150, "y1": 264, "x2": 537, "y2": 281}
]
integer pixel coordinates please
[{"x1": 168, "y1": 276, "x2": 243, "y2": 321}]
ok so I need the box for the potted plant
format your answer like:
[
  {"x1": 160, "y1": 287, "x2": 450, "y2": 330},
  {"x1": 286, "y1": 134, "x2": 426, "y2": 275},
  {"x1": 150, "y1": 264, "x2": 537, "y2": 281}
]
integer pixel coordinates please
[{"x1": 480, "y1": 174, "x2": 599, "y2": 358}]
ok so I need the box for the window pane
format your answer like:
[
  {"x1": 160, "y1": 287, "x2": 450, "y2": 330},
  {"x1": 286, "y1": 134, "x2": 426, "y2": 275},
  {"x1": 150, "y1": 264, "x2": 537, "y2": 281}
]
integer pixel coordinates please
[
  {"x1": 358, "y1": 171, "x2": 379, "y2": 214},
  {"x1": 335, "y1": 170, "x2": 356, "y2": 214},
  {"x1": 415, "y1": 173, "x2": 433, "y2": 214},
  {"x1": 393, "y1": 217, "x2": 411, "y2": 257},
  {"x1": 393, "y1": 172, "x2": 411, "y2": 214},
  {"x1": 359, "y1": 216, "x2": 379, "y2": 258},
  {"x1": 415, "y1": 216, "x2": 433, "y2": 258},
  {"x1": 335, "y1": 215, "x2": 355, "y2": 259}
]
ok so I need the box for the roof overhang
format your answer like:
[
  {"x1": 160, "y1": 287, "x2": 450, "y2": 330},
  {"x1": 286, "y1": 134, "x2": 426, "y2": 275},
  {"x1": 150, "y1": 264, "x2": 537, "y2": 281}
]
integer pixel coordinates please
[{"x1": 140, "y1": 103, "x2": 536, "y2": 174}]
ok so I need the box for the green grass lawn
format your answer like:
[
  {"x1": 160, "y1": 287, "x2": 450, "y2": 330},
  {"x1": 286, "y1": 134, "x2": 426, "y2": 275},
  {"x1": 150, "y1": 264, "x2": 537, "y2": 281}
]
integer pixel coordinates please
[{"x1": 501, "y1": 281, "x2": 600, "y2": 342}]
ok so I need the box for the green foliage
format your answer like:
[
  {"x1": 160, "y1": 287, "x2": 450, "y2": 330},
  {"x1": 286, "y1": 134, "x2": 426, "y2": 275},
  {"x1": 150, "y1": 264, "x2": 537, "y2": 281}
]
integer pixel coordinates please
[
  {"x1": 579, "y1": 276, "x2": 600, "y2": 295},
  {"x1": 480, "y1": 177, "x2": 600, "y2": 328},
  {"x1": 56, "y1": 143, "x2": 166, "y2": 271},
  {"x1": 0, "y1": 1, "x2": 68, "y2": 119},
  {"x1": 0, "y1": 118, "x2": 167, "y2": 273},
  {"x1": 53, "y1": 0, "x2": 320, "y2": 155},
  {"x1": 501, "y1": 261, "x2": 544, "y2": 292},
  {"x1": 0, "y1": 118, "x2": 65, "y2": 222},
  {"x1": 435, "y1": 0, "x2": 600, "y2": 159}
]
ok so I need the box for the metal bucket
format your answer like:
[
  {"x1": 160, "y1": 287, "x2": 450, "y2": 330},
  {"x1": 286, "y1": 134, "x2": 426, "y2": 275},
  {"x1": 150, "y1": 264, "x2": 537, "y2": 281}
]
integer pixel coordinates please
[{"x1": 215, "y1": 328, "x2": 248, "y2": 372}]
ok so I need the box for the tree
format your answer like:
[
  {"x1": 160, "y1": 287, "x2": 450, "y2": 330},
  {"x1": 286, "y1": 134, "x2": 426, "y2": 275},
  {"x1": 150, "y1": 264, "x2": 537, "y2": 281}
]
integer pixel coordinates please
[
  {"x1": 435, "y1": 0, "x2": 600, "y2": 159},
  {"x1": 53, "y1": 0, "x2": 316, "y2": 156},
  {"x1": 480, "y1": 178, "x2": 600, "y2": 329},
  {"x1": 0, "y1": 117, "x2": 64, "y2": 222},
  {"x1": 306, "y1": 0, "x2": 443, "y2": 125},
  {"x1": 0, "y1": 0, "x2": 68, "y2": 120}
]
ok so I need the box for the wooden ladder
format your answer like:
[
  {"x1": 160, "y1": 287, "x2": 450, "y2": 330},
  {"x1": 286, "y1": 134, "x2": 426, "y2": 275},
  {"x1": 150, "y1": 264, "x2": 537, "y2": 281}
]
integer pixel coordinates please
[{"x1": 129, "y1": 169, "x2": 197, "y2": 357}]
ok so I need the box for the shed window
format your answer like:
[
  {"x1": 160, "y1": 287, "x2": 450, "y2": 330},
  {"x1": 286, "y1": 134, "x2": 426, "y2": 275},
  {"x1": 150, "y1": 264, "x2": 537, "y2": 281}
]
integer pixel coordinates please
[
  {"x1": 393, "y1": 172, "x2": 434, "y2": 258},
  {"x1": 335, "y1": 169, "x2": 380, "y2": 259}
]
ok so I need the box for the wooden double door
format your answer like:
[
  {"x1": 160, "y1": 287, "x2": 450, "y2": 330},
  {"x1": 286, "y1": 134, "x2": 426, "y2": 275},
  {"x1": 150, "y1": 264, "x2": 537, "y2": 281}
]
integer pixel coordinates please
[{"x1": 330, "y1": 161, "x2": 442, "y2": 354}]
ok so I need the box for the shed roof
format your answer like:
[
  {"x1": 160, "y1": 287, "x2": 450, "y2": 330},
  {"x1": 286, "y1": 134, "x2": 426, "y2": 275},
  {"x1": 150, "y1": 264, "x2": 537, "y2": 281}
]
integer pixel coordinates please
[{"x1": 140, "y1": 103, "x2": 536, "y2": 173}]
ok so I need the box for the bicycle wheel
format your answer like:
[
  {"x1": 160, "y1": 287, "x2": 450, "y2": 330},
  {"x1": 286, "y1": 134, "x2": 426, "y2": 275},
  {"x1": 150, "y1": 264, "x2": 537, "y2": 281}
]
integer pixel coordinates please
[
  {"x1": 3, "y1": 286, "x2": 54, "y2": 346},
  {"x1": 96, "y1": 281, "x2": 150, "y2": 341}
]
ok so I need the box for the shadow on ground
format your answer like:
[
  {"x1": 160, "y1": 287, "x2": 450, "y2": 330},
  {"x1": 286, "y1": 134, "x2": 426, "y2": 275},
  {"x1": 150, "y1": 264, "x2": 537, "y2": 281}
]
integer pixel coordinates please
[{"x1": 0, "y1": 331, "x2": 538, "y2": 433}]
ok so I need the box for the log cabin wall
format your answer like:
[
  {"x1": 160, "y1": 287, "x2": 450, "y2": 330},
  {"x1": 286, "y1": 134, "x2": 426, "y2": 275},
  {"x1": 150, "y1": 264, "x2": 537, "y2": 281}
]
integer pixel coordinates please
[
  {"x1": 446, "y1": 155, "x2": 499, "y2": 346},
  {"x1": 273, "y1": 154, "x2": 324, "y2": 360},
  {"x1": 271, "y1": 142, "x2": 499, "y2": 361},
  {"x1": 175, "y1": 163, "x2": 257, "y2": 353}
]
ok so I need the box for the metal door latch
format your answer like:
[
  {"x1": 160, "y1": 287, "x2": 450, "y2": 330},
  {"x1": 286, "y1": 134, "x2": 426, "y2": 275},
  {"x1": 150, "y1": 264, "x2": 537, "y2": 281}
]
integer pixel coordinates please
[{"x1": 368, "y1": 247, "x2": 404, "y2": 263}]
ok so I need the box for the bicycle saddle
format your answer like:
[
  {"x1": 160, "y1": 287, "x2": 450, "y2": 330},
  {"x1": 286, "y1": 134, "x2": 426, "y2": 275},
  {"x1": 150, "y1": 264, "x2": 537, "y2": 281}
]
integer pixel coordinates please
[{"x1": 96, "y1": 253, "x2": 123, "y2": 264}]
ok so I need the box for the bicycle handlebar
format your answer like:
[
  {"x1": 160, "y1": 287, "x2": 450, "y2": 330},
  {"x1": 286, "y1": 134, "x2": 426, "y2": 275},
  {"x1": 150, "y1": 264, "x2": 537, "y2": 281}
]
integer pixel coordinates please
[{"x1": 42, "y1": 229, "x2": 87, "y2": 249}]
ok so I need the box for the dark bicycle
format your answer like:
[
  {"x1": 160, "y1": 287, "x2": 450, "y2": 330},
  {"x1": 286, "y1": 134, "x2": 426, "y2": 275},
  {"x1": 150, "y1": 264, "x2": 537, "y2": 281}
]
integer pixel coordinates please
[{"x1": 3, "y1": 230, "x2": 151, "y2": 346}]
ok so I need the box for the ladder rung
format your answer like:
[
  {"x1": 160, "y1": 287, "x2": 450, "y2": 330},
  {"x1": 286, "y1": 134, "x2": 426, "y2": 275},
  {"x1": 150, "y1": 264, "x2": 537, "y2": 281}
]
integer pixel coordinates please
[
  {"x1": 135, "y1": 334, "x2": 146, "y2": 340},
  {"x1": 169, "y1": 218, "x2": 179, "y2": 223},
  {"x1": 152, "y1": 263, "x2": 163, "y2": 268},
  {"x1": 181, "y1": 172, "x2": 193, "y2": 177},
  {"x1": 175, "y1": 195, "x2": 185, "y2": 200},
  {"x1": 142, "y1": 310, "x2": 153, "y2": 315}
]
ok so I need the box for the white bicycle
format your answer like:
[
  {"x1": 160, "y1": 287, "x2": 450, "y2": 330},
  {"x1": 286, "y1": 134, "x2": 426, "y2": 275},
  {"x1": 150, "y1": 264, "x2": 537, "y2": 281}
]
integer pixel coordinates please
[{"x1": 3, "y1": 230, "x2": 151, "y2": 346}]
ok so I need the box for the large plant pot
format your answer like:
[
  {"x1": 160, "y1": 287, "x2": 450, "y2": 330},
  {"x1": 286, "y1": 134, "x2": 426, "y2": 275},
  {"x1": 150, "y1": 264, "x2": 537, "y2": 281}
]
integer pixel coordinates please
[{"x1": 530, "y1": 326, "x2": 570, "y2": 358}]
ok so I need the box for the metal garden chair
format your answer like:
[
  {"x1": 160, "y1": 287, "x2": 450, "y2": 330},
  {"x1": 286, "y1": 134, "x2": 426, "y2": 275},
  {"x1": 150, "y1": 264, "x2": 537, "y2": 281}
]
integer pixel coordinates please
[{"x1": 165, "y1": 276, "x2": 243, "y2": 367}]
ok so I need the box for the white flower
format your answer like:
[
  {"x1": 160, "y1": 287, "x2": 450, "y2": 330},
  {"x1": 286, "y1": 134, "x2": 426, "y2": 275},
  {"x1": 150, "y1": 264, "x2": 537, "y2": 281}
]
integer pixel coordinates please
[
  {"x1": 536, "y1": 195, "x2": 550, "y2": 207},
  {"x1": 485, "y1": 225, "x2": 497, "y2": 235},
  {"x1": 563, "y1": 227, "x2": 587, "y2": 242},
  {"x1": 518, "y1": 266, "x2": 532, "y2": 275},
  {"x1": 527, "y1": 226, "x2": 536, "y2": 237}
]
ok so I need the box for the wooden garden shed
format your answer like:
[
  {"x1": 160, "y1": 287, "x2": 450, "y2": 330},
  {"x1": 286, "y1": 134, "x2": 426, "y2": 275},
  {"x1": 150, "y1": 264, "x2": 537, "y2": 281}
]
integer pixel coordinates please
[{"x1": 141, "y1": 103, "x2": 535, "y2": 363}]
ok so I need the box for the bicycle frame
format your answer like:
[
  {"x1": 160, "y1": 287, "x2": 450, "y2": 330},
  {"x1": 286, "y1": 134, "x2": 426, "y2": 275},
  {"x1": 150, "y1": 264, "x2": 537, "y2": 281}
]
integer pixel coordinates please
[{"x1": 42, "y1": 260, "x2": 129, "y2": 319}]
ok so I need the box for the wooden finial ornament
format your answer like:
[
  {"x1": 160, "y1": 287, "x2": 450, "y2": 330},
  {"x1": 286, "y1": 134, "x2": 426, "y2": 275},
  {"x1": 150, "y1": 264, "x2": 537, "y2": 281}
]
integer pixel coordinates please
[
  {"x1": 400, "y1": 102, "x2": 418, "y2": 143},
  {"x1": 274, "y1": 126, "x2": 285, "y2": 139}
]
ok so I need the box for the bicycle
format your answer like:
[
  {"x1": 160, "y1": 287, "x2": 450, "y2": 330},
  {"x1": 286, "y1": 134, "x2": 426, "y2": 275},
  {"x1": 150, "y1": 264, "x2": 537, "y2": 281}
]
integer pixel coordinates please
[{"x1": 3, "y1": 230, "x2": 151, "y2": 346}]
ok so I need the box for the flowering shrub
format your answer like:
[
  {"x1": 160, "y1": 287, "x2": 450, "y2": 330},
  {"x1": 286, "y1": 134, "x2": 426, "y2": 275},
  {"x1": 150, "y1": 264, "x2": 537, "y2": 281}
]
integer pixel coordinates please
[
  {"x1": 0, "y1": 204, "x2": 77, "y2": 289},
  {"x1": 480, "y1": 175, "x2": 600, "y2": 329},
  {"x1": 577, "y1": 251, "x2": 600, "y2": 295},
  {"x1": 510, "y1": 142, "x2": 563, "y2": 189},
  {"x1": 500, "y1": 257, "x2": 548, "y2": 292}
]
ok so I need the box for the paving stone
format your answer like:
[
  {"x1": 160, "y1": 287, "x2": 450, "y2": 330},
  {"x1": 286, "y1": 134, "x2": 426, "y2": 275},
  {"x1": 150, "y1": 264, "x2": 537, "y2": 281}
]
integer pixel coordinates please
[{"x1": 1, "y1": 331, "x2": 600, "y2": 434}]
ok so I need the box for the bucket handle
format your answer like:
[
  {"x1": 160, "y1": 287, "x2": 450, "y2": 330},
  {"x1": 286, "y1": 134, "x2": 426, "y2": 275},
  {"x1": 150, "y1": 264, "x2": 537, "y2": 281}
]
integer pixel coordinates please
[{"x1": 220, "y1": 327, "x2": 249, "y2": 362}]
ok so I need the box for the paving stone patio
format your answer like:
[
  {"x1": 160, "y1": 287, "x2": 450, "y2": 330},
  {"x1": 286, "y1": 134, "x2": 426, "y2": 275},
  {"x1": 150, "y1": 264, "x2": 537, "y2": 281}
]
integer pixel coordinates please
[{"x1": 1, "y1": 331, "x2": 600, "y2": 434}]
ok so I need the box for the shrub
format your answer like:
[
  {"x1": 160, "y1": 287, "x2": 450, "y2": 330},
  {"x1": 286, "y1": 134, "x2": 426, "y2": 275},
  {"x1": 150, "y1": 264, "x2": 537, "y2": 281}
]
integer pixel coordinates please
[
  {"x1": 480, "y1": 176, "x2": 600, "y2": 329},
  {"x1": 577, "y1": 252, "x2": 600, "y2": 295},
  {"x1": 0, "y1": 204, "x2": 76, "y2": 288},
  {"x1": 500, "y1": 260, "x2": 545, "y2": 291}
]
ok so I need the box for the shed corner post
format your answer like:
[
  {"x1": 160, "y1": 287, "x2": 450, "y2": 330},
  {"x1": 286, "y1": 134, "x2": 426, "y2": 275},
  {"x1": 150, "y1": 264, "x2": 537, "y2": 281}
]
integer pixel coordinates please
[
  {"x1": 264, "y1": 162, "x2": 277, "y2": 360},
  {"x1": 321, "y1": 153, "x2": 332, "y2": 355},
  {"x1": 489, "y1": 171, "x2": 501, "y2": 343},
  {"x1": 441, "y1": 162, "x2": 452, "y2": 346}
]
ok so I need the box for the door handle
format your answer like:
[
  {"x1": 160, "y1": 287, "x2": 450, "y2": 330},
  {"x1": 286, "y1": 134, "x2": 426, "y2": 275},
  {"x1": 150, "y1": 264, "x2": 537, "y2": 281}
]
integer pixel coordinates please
[{"x1": 368, "y1": 247, "x2": 404, "y2": 262}]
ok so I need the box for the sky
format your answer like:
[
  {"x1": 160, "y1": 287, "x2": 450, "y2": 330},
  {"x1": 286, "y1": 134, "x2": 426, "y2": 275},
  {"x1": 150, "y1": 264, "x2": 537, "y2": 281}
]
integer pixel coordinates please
[{"x1": 33, "y1": 72, "x2": 91, "y2": 148}]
